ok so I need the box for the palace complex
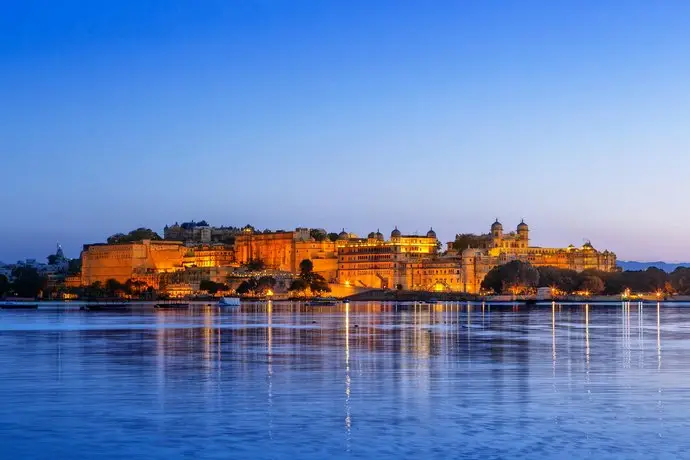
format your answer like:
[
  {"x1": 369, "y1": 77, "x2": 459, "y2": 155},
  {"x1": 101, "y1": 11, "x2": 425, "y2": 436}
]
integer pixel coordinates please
[
  {"x1": 78, "y1": 220, "x2": 617, "y2": 295},
  {"x1": 454, "y1": 220, "x2": 617, "y2": 293},
  {"x1": 233, "y1": 227, "x2": 339, "y2": 279},
  {"x1": 335, "y1": 228, "x2": 440, "y2": 289}
]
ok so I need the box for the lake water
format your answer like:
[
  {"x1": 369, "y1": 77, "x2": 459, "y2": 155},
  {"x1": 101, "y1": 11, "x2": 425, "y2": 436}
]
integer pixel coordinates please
[{"x1": 0, "y1": 301, "x2": 689, "y2": 459}]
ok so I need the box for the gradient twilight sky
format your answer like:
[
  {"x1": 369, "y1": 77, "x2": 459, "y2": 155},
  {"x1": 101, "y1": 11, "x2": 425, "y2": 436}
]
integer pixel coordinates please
[{"x1": 2, "y1": 1, "x2": 689, "y2": 263}]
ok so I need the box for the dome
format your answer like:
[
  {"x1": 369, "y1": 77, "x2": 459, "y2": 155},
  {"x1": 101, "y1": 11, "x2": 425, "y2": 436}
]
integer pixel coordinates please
[
  {"x1": 375, "y1": 229, "x2": 384, "y2": 240},
  {"x1": 368, "y1": 231, "x2": 376, "y2": 239},
  {"x1": 517, "y1": 220, "x2": 528, "y2": 231},
  {"x1": 338, "y1": 229, "x2": 349, "y2": 240},
  {"x1": 391, "y1": 227, "x2": 401, "y2": 238},
  {"x1": 491, "y1": 219, "x2": 503, "y2": 231},
  {"x1": 426, "y1": 227, "x2": 437, "y2": 238}
]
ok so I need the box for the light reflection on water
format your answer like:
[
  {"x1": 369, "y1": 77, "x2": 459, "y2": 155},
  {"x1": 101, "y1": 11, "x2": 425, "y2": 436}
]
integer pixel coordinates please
[{"x1": 1, "y1": 301, "x2": 690, "y2": 459}]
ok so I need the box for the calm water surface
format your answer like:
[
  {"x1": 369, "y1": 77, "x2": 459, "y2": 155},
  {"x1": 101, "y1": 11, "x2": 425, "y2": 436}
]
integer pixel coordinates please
[{"x1": 0, "y1": 301, "x2": 689, "y2": 459}]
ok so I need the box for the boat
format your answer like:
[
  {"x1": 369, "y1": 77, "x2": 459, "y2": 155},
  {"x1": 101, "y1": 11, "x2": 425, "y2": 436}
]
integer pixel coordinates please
[
  {"x1": 218, "y1": 297, "x2": 241, "y2": 307},
  {"x1": 306, "y1": 297, "x2": 339, "y2": 307},
  {"x1": 0, "y1": 302, "x2": 39, "y2": 310},
  {"x1": 154, "y1": 301, "x2": 190, "y2": 309},
  {"x1": 83, "y1": 302, "x2": 129, "y2": 311}
]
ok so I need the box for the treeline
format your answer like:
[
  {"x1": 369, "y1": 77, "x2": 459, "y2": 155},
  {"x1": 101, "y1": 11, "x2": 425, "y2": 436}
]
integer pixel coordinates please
[
  {"x1": 107, "y1": 228, "x2": 162, "y2": 244},
  {"x1": 288, "y1": 259, "x2": 330, "y2": 293},
  {"x1": 79, "y1": 279, "x2": 152, "y2": 298},
  {"x1": 0, "y1": 267, "x2": 47, "y2": 298},
  {"x1": 481, "y1": 261, "x2": 690, "y2": 295}
]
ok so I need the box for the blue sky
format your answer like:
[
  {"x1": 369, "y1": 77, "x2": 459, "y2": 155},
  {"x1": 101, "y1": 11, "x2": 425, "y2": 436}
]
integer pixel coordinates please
[{"x1": 2, "y1": 1, "x2": 689, "y2": 262}]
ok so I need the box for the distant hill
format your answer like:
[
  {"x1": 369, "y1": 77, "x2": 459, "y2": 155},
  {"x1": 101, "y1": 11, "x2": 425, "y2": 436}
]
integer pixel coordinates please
[{"x1": 618, "y1": 261, "x2": 690, "y2": 273}]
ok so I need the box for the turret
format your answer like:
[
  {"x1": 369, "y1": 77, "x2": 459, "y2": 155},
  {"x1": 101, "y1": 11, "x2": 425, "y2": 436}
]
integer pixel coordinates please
[
  {"x1": 491, "y1": 219, "x2": 503, "y2": 244},
  {"x1": 517, "y1": 219, "x2": 529, "y2": 247}
]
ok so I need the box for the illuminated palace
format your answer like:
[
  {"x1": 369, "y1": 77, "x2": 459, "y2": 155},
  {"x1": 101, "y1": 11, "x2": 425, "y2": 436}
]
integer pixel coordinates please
[
  {"x1": 457, "y1": 220, "x2": 617, "y2": 293},
  {"x1": 81, "y1": 240, "x2": 236, "y2": 288},
  {"x1": 81, "y1": 240, "x2": 186, "y2": 286},
  {"x1": 336, "y1": 228, "x2": 441, "y2": 289},
  {"x1": 234, "y1": 227, "x2": 338, "y2": 280},
  {"x1": 78, "y1": 220, "x2": 617, "y2": 295}
]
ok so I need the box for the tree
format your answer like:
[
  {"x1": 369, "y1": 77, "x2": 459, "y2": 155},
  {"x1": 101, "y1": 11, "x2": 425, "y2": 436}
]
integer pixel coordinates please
[
  {"x1": 68, "y1": 258, "x2": 82, "y2": 275},
  {"x1": 452, "y1": 234, "x2": 490, "y2": 251},
  {"x1": 47, "y1": 254, "x2": 59, "y2": 265},
  {"x1": 481, "y1": 260, "x2": 539, "y2": 294},
  {"x1": 299, "y1": 259, "x2": 314, "y2": 277},
  {"x1": 670, "y1": 267, "x2": 690, "y2": 294},
  {"x1": 642, "y1": 267, "x2": 668, "y2": 292},
  {"x1": 107, "y1": 228, "x2": 162, "y2": 244},
  {"x1": 244, "y1": 259, "x2": 266, "y2": 271},
  {"x1": 85, "y1": 281, "x2": 105, "y2": 298},
  {"x1": 579, "y1": 276, "x2": 604, "y2": 294},
  {"x1": 327, "y1": 233, "x2": 339, "y2": 242},
  {"x1": 106, "y1": 233, "x2": 127, "y2": 244},
  {"x1": 236, "y1": 278, "x2": 259, "y2": 295},
  {"x1": 200, "y1": 280, "x2": 228, "y2": 295},
  {"x1": 288, "y1": 279, "x2": 309, "y2": 292},
  {"x1": 256, "y1": 276, "x2": 276, "y2": 293},
  {"x1": 537, "y1": 266, "x2": 579, "y2": 293},
  {"x1": 105, "y1": 278, "x2": 127, "y2": 297},
  {"x1": 0, "y1": 274, "x2": 9, "y2": 297},
  {"x1": 310, "y1": 276, "x2": 330, "y2": 293},
  {"x1": 295, "y1": 259, "x2": 331, "y2": 294},
  {"x1": 310, "y1": 229, "x2": 328, "y2": 242},
  {"x1": 11, "y1": 267, "x2": 47, "y2": 298}
]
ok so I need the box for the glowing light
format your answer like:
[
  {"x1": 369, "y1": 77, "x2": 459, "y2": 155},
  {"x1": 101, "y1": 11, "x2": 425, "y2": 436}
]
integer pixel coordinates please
[{"x1": 266, "y1": 289, "x2": 274, "y2": 297}]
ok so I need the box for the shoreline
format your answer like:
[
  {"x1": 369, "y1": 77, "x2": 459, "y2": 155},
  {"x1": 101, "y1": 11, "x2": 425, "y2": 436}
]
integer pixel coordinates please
[{"x1": 4, "y1": 297, "x2": 690, "y2": 308}]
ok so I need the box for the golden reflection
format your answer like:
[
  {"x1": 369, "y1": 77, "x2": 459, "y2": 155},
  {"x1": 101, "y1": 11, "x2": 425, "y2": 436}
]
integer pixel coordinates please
[
  {"x1": 467, "y1": 302, "x2": 472, "y2": 345},
  {"x1": 156, "y1": 308, "x2": 166, "y2": 388},
  {"x1": 203, "y1": 306, "x2": 213, "y2": 376},
  {"x1": 638, "y1": 301, "x2": 644, "y2": 357},
  {"x1": 623, "y1": 301, "x2": 631, "y2": 368},
  {"x1": 584, "y1": 304, "x2": 590, "y2": 367},
  {"x1": 657, "y1": 302, "x2": 661, "y2": 370},
  {"x1": 267, "y1": 300, "x2": 273, "y2": 440},
  {"x1": 552, "y1": 302, "x2": 556, "y2": 373},
  {"x1": 344, "y1": 302, "x2": 351, "y2": 444},
  {"x1": 217, "y1": 306, "x2": 222, "y2": 367}
]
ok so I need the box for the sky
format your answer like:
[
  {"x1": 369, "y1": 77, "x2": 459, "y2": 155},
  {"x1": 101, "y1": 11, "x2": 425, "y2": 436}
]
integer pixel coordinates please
[{"x1": 2, "y1": 0, "x2": 690, "y2": 263}]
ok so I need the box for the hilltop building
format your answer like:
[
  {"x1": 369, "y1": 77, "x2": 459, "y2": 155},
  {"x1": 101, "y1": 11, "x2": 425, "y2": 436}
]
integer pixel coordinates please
[
  {"x1": 75, "y1": 219, "x2": 617, "y2": 296},
  {"x1": 80, "y1": 240, "x2": 186, "y2": 286},
  {"x1": 336, "y1": 228, "x2": 439, "y2": 289},
  {"x1": 163, "y1": 221, "x2": 241, "y2": 244},
  {"x1": 234, "y1": 227, "x2": 338, "y2": 280},
  {"x1": 405, "y1": 256, "x2": 464, "y2": 292},
  {"x1": 455, "y1": 220, "x2": 617, "y2": 293},
  {"x1": 182, "y1": 244, "x2": 235, "y2": 268}
]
